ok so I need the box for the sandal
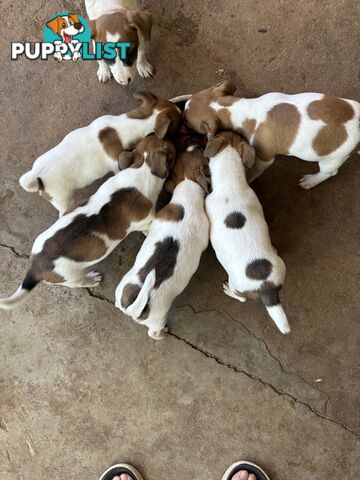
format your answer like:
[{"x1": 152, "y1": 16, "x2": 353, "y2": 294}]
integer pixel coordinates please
[
  {"x1": 99, "y1": 464, "x2": 144, "y2": 480},
  {"x1": 222, "y1": 461, "x2": 270, "y2": 480}
]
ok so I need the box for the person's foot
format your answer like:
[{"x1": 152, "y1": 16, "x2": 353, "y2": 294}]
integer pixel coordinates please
[
  {"x1": 232, "y1": 472, "x2": 257, "y2": 480},
  {"x1": 113, "y1": 476, "x2": 132, "y2": 480}
]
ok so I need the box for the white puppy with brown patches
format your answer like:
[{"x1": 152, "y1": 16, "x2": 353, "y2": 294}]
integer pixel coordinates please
[
  {"x1": 179, "y1": 81, "x2": 360, "y2": 189},
  {"x1": 85, "y1": 0, "x2": 153, "y2": 85},
  {"x1": 0, "y1": 136, "x2": 176, "y2": 311},
  {"x1": 115, "y1": 147, "x2": 210, "y2": 339},
  {"x1": 19, "y1": 92, "x2": 181, "y2": 214},
  {"x1": 204, "y1": 131, "x2": 290, "y2": 335}
]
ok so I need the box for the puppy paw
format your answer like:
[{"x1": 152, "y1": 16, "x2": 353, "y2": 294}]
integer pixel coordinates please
[
  {"x1": 97, "y1": 65, "x2": 111, "y2": 83},
  {"x1": 137, "y1": 59, "x2": 154, "y2": 78},
  {"x1": 298, "y1": 174, "x2": 317, "y2": 190},
  {"x1": 86, "y1": 271, "x2": 103, "y2": 286},
  {"x1": 148, "y1": 328, "x2": 167, "y2": 340}
]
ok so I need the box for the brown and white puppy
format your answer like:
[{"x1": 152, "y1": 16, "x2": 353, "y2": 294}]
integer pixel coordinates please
[
  {"x1": 19, "y1": 92, "x2": 181, "y2": 214},
  {"x1": 85, "y1": 0, "x2": 153, "y2": 84},
  {"x1": 115, "y1": 147, "x2": 210, "y2": 339},
  {"x1": 180, "y1": 81, "x2": 360, "y2": 189},
  {"x1": 204, "y1": 131, "x2": 290, "y2": 335},
  {"x1": 0, "y1": 136, "x2": 176, "y2": 311}
]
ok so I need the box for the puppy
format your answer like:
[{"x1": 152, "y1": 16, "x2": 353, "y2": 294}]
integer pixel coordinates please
[
  {"x1": 0, "y1": 136, "x2": 176, "y2": 311},
  {"x1": 85, "y1": 0, "x2": 153, "y2": 84},
  {"x1": 115, "y1": 147, "x2": 210, "y2": 339},
  {"x1": 19, "y1": 92, "x2": 181, "y2": 214},
  {"x1": 204, "y1": 131, "x2": 290, "y2": 335},
  {"x1": 181, "y1": 81, "x2": 360, "y2": 189}
]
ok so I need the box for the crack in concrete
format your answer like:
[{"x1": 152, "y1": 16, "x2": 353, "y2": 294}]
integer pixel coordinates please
[
  {"x1": 1, "y1": 244, "x2": 357, "y2": 437},
  {"x1": 167, "y1": 329, "x2": 359, "y2": 438},
  {"x1": 0, "y1": 242, "x2": 29, "y2": 259},
  {"x1": 177, "y1": 303, "x2": 331, "y2": 414}
]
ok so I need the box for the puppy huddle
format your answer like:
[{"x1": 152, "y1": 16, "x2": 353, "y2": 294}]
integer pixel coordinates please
[{"x1": 1, "y1": 77, "x2": 359, "y2": 340}]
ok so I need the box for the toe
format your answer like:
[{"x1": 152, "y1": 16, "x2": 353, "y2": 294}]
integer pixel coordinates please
[
  {"x1": 119, "y1": 475, "x2": 133, "y2": 480},
  {"x1": 232, "y1": 471, "x2": 249, "y2": 480},
  {"x1": 249, "y1": 475, "x2": 257, "y2": 480}
]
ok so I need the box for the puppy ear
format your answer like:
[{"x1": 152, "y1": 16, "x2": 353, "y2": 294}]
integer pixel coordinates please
[
  {"x1": 155, "y1": 115, "x2": 171, "y2": 139},
  {"x1": 204, "y1": 137, "x2": 226, "y2": 158},
  {"x1": 69, "y1": 14, "x2": 80, "y2": 24},
  {"x1": 118, "y1": 151, "x2": 135, "y2": 170},
  {"x1": 47, "y1": 16, "x2": 62, "y2": 34},
  {"x1": 128, "y1": 11, "x2": 153, "y2": 41},
  {"x1": 213, "y1": 80, "x2": 237, "y2": 96},
  {"x1": 196, "y1": 166, "x2": 211, "y2": 193},
  {"x1": 199, "y1": 119, "x2": 218, "y2": 138},
  {"x1": 240, "y1": 142, "x2": 256, "y2": 168},
  {"x1": 133, "y1": 91, "x2": 157, "y2": 106}
]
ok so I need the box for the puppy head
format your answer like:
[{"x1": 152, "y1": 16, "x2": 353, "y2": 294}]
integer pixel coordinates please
[
  {"x1": 204, "y1": 131, "x2": 255, "y2": 168},
  {"x1": 90, "y1": 11, "x2": 152, "y2": 85},
  {"x1": 129, "y1": 92, "x2": 182, "y2": 139},
  {"x1": 47, "y1": 14, "x2": 84, "y2": 36},
  {"x1": 120, "y1": 135, "x2": 176, "y2": 179},
  {"x1": 183, "y1": 80, "x2": 237, "y2": 138},
  {"x1": 165, "y1": 148, "x2": 211, "y2": 194}
]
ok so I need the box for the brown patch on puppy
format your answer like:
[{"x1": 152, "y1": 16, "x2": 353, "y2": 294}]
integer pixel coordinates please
[
  {"x1": 90, "y1": 11, "x2": 139, "y2": 46},
  {"x1": 121, "y1": 283, "x2": 141, "y2": 309},
  {"x1": 157, "y1": 203, "x2": 185, "y2": 222},
  {"x1": 130, "y1": 135, "x2": 177, "y2": 179},
  {"x1": 253, "y1": 103, "x2": 301, "y2": 161},
  {"x1": 128, "y1": 92, "x2": 182, "y2": 138},
  {"x1": 184, "y1": 80, "x2": 238, "y2": 137},
  {"x1": 138, "y1": 237, "x2": 179, "y2": 288},
  {"x1": 204, "y1": 131, "x2": 256, "y2": 168},
  {"x1": 170, "y1": 124, "x2": 207, "y2": 152},
  {"x1": 98, "y1": 127, "x2": 123, "y2": 161},
  {"x1": 308, "y1": 97, "x2": 355, "y2": 156},
  {"x1": 168, "y1": 149, "x2": 210, "y2": 193},
  {"x1": 240, "y1": 118, "x2": 257, "y2": 140},
  {"x1": 138, "y1": 304, "x2": 150, "y2": 320}
]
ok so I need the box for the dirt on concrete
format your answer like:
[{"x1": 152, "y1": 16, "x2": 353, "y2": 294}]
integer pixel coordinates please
[{"x1": 0, "y1": 0, "x2": 359, "y2": 479}]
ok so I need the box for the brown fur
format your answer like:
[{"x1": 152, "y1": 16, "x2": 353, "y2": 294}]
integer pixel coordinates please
[
  {"x1": 184, "y1": 81, "x2": 238, "y2": 136},
  {"x1": 156, "y1": 203, "x2": 185, "y2": 222},
  {"x1": 90, "y1": 11, "x2": 149, "y2": 46},
  {"x1": 204, "y1": 131, "x2": 256, "y2": 168},
  {"x1": 98, "y1": 127, "x2": 123, "y2": 161},
  {"x1": 253, "y1": 103, "x2": 301, "y2": 161},
  {"x1": 138, "y1": 237, "x2": 179, "y2": 289},
  {"x1": 240, "y1": 118, "x2": 257, "y2": 140},
  {"x1": 166, "y1": 149, "x2": 210, "y2": 193},
  {"x1": 29, "y1": 187, "x2": 152, "y2": 284},
  {"x1": 307, "y1": 96, "x2": 355, "y2": 156},
  {"x1": 121, "y1": 283, "x2": 141, "y2": 309},
  {"x1": 126, "y1": 135, "x2": 177, "y2": 178},
  {"x1": 127, "y1": 92, "x2": 182, "y2": 139}
]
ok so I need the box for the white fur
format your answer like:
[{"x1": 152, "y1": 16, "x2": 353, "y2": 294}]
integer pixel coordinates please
[
  {"x1": 115, "y1": 179, "x2": 209, "y2": 339},
  {"x1": 85, "y1": 0, "x2": 153, "y2": 85},
  {"x1": 206, "y1": 145, "x2": 290, "y2": 334},
  {"x1": 0, "y1": 161, "x2": 165, "y2": 310},
  {"x1": 208, "y1": 92, "x2": 360, "y2": 187},
  {"x1": 19, "y1": 111, "x2": 161, "y2": 214}
]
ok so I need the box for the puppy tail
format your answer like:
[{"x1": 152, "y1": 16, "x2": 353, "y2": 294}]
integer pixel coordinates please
[
  {"x1": 0, "y1": 271, "x2": 39, "y2": 310},
  {"x1": 19, "y1": 171, "x2": 42, "y2": 192},
  {"x1": 259, "y1": 286, "x2": 291, "y2": 335},
  {"x1": 125, "y1": 269, "x2": 156, "y2": 319}
]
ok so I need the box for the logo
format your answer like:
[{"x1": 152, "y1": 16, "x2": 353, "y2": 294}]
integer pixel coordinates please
[{"x1": 11, "y1": 11, "x2": 131, "y2": 62}]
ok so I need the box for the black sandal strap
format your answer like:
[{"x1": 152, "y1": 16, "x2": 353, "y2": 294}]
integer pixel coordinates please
[{"x1": 226, "y1": 463, "x2": 269, "y2": 480}]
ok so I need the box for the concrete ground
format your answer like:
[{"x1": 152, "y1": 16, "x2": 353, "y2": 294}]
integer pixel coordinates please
[{"x1": 0, "y1": 0, "x2": 359, "y2": 479}]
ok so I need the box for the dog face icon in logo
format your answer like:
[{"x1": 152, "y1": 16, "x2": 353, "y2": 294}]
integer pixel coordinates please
[{"x1": 44, "y1": 12, "x2": 89, "y2": 61}]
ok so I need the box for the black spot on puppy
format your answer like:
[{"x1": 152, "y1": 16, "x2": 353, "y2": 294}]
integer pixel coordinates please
[
  {"x1": 224, "y1": 211, "x2": 246, "y2": 229},
  {"x1": 138, "y1": 237, "x2": 179, "y2": 288},
  {"x1": 258, "y1": 281, "x2": 281, "y2": 306},
  {"x1": 246, "y1": 259, "x2": 272, "y2": 280}
]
